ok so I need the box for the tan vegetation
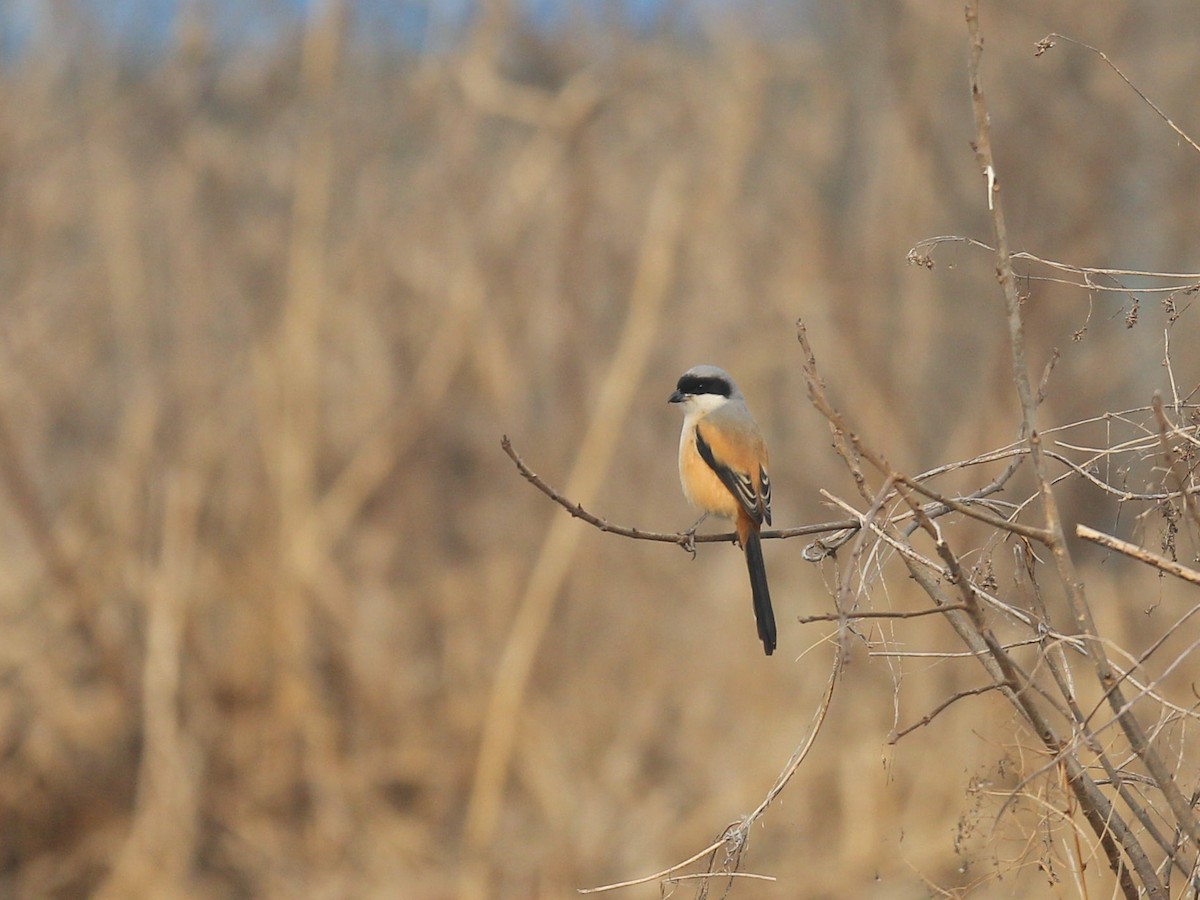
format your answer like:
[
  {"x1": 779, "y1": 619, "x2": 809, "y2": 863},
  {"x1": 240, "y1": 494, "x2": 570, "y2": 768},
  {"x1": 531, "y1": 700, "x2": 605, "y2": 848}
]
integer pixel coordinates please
[{"x1": 2, "y1": 1, "x2": 1200, "y2": 897}]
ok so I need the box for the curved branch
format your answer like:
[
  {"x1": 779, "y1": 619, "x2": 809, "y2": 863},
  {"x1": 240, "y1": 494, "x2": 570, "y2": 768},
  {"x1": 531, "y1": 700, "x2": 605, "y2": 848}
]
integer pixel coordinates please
[
  {"x1": 910, "y1": 234, "x2": 1200, "y2": 294},
  {"x1": 501, "y1": 435, "x2": 856, "y2": 549}
]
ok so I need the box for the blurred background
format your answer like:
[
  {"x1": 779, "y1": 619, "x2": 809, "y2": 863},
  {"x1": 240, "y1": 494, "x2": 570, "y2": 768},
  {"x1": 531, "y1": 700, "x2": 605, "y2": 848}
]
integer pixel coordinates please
[{"x1": 1, "y1": 0, "x2": 1200, "y2": 897}]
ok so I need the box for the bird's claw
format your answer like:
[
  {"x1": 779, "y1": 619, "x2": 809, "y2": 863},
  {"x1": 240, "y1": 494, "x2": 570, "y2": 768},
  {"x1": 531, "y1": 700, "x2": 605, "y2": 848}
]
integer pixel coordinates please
[
  {"x1": 681, "y1": 528, "x2": 698, "y2": 559},
  {"x1": 679, "y1": 512, "x2": 707, "y2": 559}
]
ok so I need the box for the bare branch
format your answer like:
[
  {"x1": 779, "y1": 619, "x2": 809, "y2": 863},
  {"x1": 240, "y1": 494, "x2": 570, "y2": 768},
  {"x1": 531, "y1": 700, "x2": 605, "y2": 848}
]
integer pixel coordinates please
[
  {"x1": 889, "y1": 683, "x2": 1007, "y2": 744},
  {"x1": 577, "y1": 835, "x2": 728, "y2": 894},
  {"x1": 579, "y1": 644, "x2": 843, "y2": 894},
  {"x1": 1151, "y1": 393, "x2": 1200, "y2": 532},
  {"x1": 1035, "y1": 33, "x2": 1200, "y2": 156},
  {"x1": 797, "y1": 322, "x2": 1053, "y2": 546},
  {"x1": 501, "y1": 435, "x2": 857, "y2": 549},
  {"x1": 910, "y1": 234, "x2": 1200, "y2": 294},
  {"x1": 798, "y1": 604, "x2": 969, "y2": 625},
  {"x1": 1076, "y1": 524, "x2": 1200, "y2": 586},
  {"x1": 966, "y1": 6, "x2": 1162, "y2": 891}
]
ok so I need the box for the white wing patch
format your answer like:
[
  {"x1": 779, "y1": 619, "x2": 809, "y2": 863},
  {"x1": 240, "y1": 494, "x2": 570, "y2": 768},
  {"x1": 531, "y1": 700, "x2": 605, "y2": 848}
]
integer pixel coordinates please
[{"x1": 760, "y1": 467, "x2": 772, "y2": 526}]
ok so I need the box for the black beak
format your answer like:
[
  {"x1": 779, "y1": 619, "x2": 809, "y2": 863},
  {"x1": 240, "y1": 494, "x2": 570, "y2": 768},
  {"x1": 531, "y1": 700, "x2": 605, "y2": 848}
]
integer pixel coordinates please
[{"x1": 668, "y1": 389, "x2": 686, "y2": 404}]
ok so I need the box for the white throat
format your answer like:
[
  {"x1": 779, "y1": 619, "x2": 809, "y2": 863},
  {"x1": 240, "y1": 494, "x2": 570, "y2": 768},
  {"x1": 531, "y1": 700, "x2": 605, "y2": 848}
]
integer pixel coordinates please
[{"x1": 680, "y1": 392, "x2": 728, "y2": 420}]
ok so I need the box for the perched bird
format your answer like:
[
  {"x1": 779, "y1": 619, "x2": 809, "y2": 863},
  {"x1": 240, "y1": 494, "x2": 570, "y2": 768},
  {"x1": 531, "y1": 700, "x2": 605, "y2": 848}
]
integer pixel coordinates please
[{"x1": 669, "y1": 365, "x2": 776, "y2": 655}]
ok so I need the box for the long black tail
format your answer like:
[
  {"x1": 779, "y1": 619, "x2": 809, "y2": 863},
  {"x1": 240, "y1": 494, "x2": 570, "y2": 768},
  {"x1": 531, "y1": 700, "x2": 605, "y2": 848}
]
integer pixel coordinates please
[{"x1": 743, "y1": 528, "x2": 776, "y2": 655}]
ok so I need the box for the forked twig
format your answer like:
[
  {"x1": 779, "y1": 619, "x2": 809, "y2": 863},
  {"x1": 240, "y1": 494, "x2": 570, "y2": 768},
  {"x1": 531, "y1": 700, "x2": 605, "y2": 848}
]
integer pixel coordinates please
[
  {"x1": 1151, "y1": 393, "x2": 1200, "y2": 532},
  {"x1": 1035, "y1": 33, "x2": 1200, "y2": 157},
  {"x1": 578, "y1": 644, "x2": 843, "y2": 894},
  {"x1": 576, "y1": 834, "x2": 727, "y2": 895},
  {"x1": 910, "y1": 235, "x2": 1200, "y2": 294},
  {"x1": 889, "y1": 683, "x2": 1006, "y2": 744}
]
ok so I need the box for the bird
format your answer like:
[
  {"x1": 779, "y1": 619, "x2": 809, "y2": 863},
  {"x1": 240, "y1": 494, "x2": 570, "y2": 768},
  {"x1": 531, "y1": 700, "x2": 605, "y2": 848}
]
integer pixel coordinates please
[{"x1": 669, "y1": 365, "x2": 776, "y2": 655}]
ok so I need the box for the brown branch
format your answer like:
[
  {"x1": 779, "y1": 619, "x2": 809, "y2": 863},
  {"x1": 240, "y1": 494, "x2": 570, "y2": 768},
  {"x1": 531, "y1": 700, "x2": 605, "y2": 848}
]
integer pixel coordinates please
[
  {"x1": 910, "y1": 234, "x2": 1200, "y2": 294},
  {"x1": 1044, "y1": 448, "x2": 1178, "y2": 503},
  {"x1": 1035, "y1": 33, "x2": 1200, "y2": 157},
  {"x1": 501, "y1": 435, "x2": 856, "y2": 549},
  {"x1": 1151, "y1": 393, "x2": 1200, "y2": 532},
  {"x1": 579, "y1": 644, "x2": 843, "y2": 894},
  {"x1": 798, "y1": 603, "x2": 968, "y2": 625},
  {"x1": 888, "y1": 683, "x2": 1006, "y2": 744},
  {"x1": 901, "y1": 453, "x2": 1024, "y2": 539},
  {"x1": 798, "y1": 321, "x2": 1016, "y2": 670},
  {"x1": 799, "y1": 312, "x2": 1147, "y2": 804},
  {"x1": 663, "y1": 872, "x2": 776, "y2": 885},
  {"x1": 806, "y1": 445, "x2": 1027, "y2": 558},
  {"x1": 1020, "y1": 548, "x2": 1192, "y2": 880},
  {"x1": 797, "y1": 323, "x2": 1053, "y2": 545},
  {"x1": 968, "y1": 5, "x2": 1169, "y2": 894},
  {"x1": 891, "y1": 469, "x2": 1051, "y2": 544},
  {"x1": 577, "y1": 834, "x2": 727, "y2": 894},
  {"x1": 1076, "y1": 524, "x2": 1200, "y2": 586},
  {"x1": 797, "y1": 321, "x2": 877, "y2": 509}
]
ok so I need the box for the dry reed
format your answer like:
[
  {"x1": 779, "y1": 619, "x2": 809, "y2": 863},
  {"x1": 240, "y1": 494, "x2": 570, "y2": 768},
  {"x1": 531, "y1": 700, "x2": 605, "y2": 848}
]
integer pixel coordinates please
[{"x1": 1, "y1": 2, "x2": 1200, "y2": 898}]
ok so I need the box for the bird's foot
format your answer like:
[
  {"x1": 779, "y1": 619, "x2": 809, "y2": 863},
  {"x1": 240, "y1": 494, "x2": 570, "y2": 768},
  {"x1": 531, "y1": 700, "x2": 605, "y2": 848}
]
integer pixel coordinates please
[
  {"x1": 681, "y1": 527, "x2": 698, "y2": 558},
  {"x1": 680, "y1": 512, "x2": 709, "y2": 559}
]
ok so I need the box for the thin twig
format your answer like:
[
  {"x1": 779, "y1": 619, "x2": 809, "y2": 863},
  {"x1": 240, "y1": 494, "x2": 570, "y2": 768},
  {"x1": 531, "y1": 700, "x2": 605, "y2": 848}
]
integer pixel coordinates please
[
  {"x1": 579, "y1": 644, "x2": 843, "y2": 894},
  {"x1": 831, "y1": 475, "x2": 896, "y2": 635},
  {"x1": 890, "y1": 467, "x2": 1051, "y2": 544},
  {"x1": 577, "y1": 836, "x2": 728, "y2": 894},
  {"x1": 910, "y1": 235, "x2": 1200, "y2": 292},
  {"x1": 889, "y1": 683, "x2": 1006, "y2": 744},
  {"x1": 966, "y1": 7, "x2": 1154, "y2": 894},
  {"x1": 1076, "y1": 524, "x2": 1200, "y2": 586},
  {"x1": 665, "y1": 872, "x2": 776, "y2": 884},
  {"x1": 1151, "y1": 393, "x2": 1200, "y2": 532},
  {"x1": 798, "y1": 603, "x2": 968, "y2": 625},
  {"x1": 868, "y1": 638, "x2": 1044, "y2": 659},
  {"x1": 1035, "y1": 33, "x2": 1200, "y2": 156},
  {"x1": 1023, "y1": 546, "x2": 1192, "y2": 882},
  {"x1": 818, "y1": 489, "x2": 1041, "y2": 631},
  {"x1": 797, "y1": 324, "x2": 1053, "y2": 546}
]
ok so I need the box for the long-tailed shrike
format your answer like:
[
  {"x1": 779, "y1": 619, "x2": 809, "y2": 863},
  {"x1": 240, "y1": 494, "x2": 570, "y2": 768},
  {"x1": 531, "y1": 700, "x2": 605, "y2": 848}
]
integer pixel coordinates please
[{"x1": 669, "y1": 365, "x2": 776, "y2": 655}]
